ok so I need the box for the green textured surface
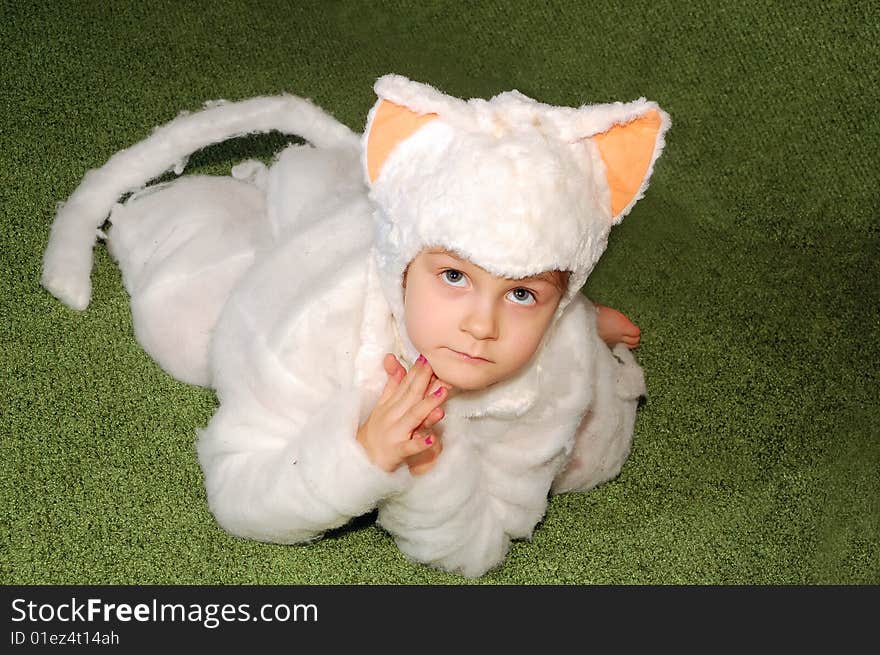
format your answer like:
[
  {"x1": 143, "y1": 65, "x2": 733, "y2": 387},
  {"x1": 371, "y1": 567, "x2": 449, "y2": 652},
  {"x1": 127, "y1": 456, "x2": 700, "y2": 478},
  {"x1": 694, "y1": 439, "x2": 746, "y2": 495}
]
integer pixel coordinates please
[{"x1": 2, "y1": 0, "x2": 878, "y2": 584}]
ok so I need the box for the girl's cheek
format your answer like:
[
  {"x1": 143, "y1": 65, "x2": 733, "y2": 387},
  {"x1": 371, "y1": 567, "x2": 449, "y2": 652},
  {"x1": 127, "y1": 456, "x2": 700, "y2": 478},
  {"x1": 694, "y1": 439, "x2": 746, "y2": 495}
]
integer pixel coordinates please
[
  {"x1": 508, "y1": 314, "x2": 549, "y2": 349},
  {"x1": 407, "y1": 294, "x2": 443, "y2": 343}
]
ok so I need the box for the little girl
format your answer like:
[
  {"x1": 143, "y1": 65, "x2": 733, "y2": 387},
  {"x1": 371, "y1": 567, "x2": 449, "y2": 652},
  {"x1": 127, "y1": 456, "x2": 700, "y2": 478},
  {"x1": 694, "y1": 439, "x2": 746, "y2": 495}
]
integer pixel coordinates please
[
  {"x1": 357, "y1": 252, "x2": 639, "y2": 477},
  {"x1": 41, "y1": 75, "x2": 669, "y2": 577}
]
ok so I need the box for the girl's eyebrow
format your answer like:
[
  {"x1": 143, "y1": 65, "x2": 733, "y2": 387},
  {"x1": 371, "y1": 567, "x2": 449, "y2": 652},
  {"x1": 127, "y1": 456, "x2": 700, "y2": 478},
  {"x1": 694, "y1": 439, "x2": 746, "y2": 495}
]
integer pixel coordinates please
[
  {"x1": 425, "y1": 248, "x2": 458, "y2": 258},
  {"x1": 425, "y1": 249, "x2": 470, "y2": 266},
  {"x1": 522, "y1": 272, "x2": 557, "y2": 285},
  {"x1": 425, "y1": 249, "x2": 557, "y2": 285}
]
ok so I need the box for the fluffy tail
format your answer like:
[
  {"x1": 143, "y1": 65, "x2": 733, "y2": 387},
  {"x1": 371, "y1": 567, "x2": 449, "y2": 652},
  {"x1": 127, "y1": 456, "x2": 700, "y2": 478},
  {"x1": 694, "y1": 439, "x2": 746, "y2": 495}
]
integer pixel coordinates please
[{"x1": 41, "y1": 94, "x2": 361, "y2": 310}]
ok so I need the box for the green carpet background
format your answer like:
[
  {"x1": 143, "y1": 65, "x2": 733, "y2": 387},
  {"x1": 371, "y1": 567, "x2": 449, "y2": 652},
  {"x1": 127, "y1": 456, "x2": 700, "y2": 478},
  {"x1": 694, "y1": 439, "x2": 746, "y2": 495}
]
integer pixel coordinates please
[{"x1": 2, "y1": 0, "x2": 877, "y2": 584}]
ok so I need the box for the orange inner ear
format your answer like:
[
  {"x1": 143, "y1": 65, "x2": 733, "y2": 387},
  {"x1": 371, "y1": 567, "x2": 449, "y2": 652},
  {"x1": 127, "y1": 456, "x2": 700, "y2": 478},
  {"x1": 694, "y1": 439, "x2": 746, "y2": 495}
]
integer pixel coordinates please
[
  {"x1": 367, "y1": 100, "x2": 438, "y2": 183},
  {"x1": 593, "y1": 109, "x2": 661, "y2": 217}
]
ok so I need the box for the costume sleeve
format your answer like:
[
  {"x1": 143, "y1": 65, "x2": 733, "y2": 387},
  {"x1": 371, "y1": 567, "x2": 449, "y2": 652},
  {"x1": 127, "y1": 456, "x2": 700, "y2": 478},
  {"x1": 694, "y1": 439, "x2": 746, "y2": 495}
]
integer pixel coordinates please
[
  {"x1": 375, "y1": 437, "x2": 505, "y2": 577},
  {"x1": 375, "y1": 413, "x2": 578, "y2": 578},
  {"x1": 190, "y1": 206, "x2": 414, "y2": 544},
  {"x1": 550, "y1": 341, "x2": 645, "y2": 495},
  {"x1": 197, "y1": 363, "x2": 411, "y2": 545}
]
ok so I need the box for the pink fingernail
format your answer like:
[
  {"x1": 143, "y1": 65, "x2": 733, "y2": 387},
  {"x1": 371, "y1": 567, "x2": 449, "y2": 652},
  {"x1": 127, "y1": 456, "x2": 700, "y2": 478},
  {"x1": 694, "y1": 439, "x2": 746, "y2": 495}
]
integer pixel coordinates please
[
  {"x1": 432, "y1": 387, "x2": 444, "y2": 397},
  {"x1": 416, "y1": 354, "x2": 427, "y2": 365},
  {"x1": 425, "y1": 436, "x2": 433, "y2": 445}
]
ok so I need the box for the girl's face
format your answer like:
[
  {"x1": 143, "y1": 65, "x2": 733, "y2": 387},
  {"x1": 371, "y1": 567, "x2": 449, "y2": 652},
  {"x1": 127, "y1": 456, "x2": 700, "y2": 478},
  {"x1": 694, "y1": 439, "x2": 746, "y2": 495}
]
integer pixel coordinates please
[{"x1": 403, "y1": 248, "x2": 565, "y2": 392}]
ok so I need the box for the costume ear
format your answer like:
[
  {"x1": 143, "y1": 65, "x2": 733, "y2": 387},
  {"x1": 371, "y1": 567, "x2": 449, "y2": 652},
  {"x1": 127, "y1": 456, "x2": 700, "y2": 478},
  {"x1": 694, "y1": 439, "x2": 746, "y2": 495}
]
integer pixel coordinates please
[
  {"x1": 365, "y1": 99, "x2": 437, "y2": 183},
  {"x1": 592, "y1": 108, "x2": 667, "y2": 223}
]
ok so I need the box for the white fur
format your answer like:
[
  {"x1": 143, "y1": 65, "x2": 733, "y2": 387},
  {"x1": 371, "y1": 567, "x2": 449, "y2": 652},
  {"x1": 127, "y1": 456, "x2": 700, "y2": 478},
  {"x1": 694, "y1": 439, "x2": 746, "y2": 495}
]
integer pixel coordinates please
[{"x1": 41, "y1": 76, "x2": 665, "y2": 577}]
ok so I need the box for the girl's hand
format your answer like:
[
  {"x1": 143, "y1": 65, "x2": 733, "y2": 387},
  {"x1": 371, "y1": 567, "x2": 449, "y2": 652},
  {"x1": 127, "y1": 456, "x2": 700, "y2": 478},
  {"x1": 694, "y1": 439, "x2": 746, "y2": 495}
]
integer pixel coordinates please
[
  {"x1": 594, "y1": 302, "x2": 641, "y2": 349},
  {"x1": 356, "y1": 353, "x2": 448, "y2": 474},
  {"x1": 381, "y1": 355, "x2": 448, "y2": 476}
]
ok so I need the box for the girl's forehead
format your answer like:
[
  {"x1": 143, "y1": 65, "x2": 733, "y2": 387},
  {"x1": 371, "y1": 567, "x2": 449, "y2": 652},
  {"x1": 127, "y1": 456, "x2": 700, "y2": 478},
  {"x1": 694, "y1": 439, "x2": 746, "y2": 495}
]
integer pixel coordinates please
[{"x1": 420, "y1": 248, "x2": 561, "y2": 285}]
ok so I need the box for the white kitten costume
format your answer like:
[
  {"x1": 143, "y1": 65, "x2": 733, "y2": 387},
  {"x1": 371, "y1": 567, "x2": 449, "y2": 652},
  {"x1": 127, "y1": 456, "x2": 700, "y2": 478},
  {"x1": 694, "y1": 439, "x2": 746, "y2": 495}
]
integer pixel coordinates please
[{"x1": 42, "y1": 75, "x2": 670, "y2": 577}]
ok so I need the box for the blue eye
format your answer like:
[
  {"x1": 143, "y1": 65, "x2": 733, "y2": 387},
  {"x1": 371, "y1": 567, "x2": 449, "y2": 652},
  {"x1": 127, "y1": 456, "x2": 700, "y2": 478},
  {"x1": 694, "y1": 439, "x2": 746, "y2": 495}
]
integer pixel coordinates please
[
  {"x1": 506, "y1": 288, "x2": 536, "y2": 306},
  {"x1": 442, "y1": 269, "x2": 467, "y2": 287}
]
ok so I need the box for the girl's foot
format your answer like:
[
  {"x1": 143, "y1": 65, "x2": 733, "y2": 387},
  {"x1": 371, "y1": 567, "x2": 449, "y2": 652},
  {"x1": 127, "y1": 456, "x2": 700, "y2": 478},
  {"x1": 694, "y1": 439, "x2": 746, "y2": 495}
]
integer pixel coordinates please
[{"x1": 595, "y1": 303, "x2": 641, "y2": 349}]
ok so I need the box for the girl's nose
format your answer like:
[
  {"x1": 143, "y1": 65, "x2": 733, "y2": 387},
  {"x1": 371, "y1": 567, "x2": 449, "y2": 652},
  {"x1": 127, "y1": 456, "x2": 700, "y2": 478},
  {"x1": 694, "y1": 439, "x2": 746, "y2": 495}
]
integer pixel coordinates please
[{"x1": 460, "y1": 301, "x2": 498, "y2": 340}]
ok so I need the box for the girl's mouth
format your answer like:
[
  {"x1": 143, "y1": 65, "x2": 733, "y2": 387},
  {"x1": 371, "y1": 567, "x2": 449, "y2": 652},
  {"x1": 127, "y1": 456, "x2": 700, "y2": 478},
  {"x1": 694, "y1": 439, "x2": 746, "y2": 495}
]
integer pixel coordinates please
[{"x1": 447, "y1": 347, "x2": 491, "y2": 363}]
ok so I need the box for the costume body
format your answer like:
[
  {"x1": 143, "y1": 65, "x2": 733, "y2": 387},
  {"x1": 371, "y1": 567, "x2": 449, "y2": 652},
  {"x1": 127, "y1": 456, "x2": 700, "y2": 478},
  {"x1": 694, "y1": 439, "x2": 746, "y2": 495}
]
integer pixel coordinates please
[{"x1": 41, "y1": 76, "x2": 668, "y2": 577}]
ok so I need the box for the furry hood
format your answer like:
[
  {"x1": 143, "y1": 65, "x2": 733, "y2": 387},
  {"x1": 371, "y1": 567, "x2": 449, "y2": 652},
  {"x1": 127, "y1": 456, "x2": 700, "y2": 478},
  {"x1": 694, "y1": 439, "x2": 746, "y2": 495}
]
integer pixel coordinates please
[{"x1": 362, "y1": 74, "x2": 670, "y2": 364}]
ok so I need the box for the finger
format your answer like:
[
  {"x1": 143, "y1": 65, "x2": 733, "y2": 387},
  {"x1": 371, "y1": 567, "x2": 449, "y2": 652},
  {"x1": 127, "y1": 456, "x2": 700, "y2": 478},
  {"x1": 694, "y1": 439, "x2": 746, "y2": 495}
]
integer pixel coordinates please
[
  {"x1": 622, "y1": 335, "x2": 640, "y2": 349},
  {"x1": 396, "y1": 432, "x2": 436, "y2": 460},
  {"x1": 418, "y1": 406, "x2": 445, "y2": 431},
  {"x1": 426, "y1": 377, "x2": 452, "y2": 397},
  {"x1": 383, "y1": 353, "x2": 405, "y2": 377},
  {"x1": 378, "y1": 354, "x2": 406, "y2": 404},
  {"x1": 401, "y1": 385, "x2": 448, "y2": 431},
  {"x1": 406, "y1": 434, "x2": 443, "y2": 476},
  {"x1": 389, "y1": 353, "x2": 433, "y2": 405},
  {"x1": 378, "y1": 371, "x2": 403, "y2": 405},
  {"x1": 402, "y1": 355, "x2": 435, "y2": 404}
]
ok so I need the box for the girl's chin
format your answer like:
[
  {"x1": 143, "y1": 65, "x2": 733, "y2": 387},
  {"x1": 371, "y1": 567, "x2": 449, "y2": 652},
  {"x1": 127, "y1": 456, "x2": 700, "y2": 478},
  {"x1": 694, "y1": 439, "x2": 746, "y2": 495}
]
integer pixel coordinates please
[{"x1": 428, "y1": 362, "x2": 496, "y2": 393}]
